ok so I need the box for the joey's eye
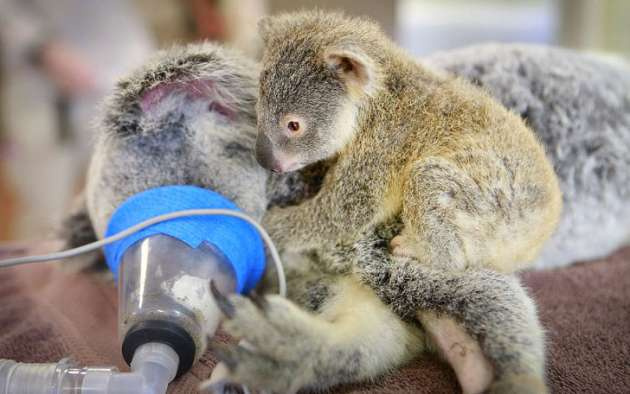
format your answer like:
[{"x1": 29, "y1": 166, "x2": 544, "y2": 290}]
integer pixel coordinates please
[
  {"x1": 282, "y1": 114, "x2": 305, "y2": 136},
  {"x1": 287, "y1": 121, "x2": 300, "y2": 133}
]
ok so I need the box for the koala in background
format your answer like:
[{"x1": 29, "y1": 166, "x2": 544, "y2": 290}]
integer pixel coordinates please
[
  {"x1": 423, "y1": 43, "x2": 630, "y2": 270},
  {"x1": 64, "y1": 42, "x2": 548, "y2": 394}
]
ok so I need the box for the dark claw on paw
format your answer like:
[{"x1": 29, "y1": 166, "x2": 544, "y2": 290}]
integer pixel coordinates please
[{"x1": 210, "y1": 280, "x2": 236, "y2": 318}]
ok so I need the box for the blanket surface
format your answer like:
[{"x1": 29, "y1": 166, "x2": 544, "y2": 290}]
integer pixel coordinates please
[{"x1": 0, "y1": 243, "x2": 629, "y2": 393}]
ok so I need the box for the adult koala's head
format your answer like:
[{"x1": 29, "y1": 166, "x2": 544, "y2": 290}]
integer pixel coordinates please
[{"x1": 85, "y1": 43, "x2": 268, "y2": 238}]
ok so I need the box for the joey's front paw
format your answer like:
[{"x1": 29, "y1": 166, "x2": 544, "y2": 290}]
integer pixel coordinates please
[{"x1": 203, "y1": 283, "x2": 325, "y2": 393}]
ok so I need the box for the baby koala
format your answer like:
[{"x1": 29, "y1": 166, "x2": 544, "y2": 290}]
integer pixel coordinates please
[{"x1": 256, "y1": 11, "x2": 562, "y2": 273}]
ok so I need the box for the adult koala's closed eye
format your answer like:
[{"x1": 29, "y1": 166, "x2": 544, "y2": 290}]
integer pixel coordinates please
[{"x1": 66, "y1": 43, "x2": 546, "y2": 394}]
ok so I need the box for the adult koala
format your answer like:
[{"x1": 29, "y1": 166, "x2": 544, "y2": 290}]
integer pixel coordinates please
[
  {"x1": 62, "y1": 42, "x2": 630, "y2": 394},
  {"x1": 425, "y1": 43, "x2": 630, "y2": 269}
]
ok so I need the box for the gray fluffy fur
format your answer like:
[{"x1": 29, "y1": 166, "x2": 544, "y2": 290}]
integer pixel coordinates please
[
  {"x1": 425, "y1": 43, "x2": 630, "y2": 268},
  {"x1": 85, "y1": 43, "x2": 265, "y2": 238}
]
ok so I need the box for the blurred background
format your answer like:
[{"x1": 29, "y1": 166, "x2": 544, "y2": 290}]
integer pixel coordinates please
[{"x1": 0, "y1": 0, "x2": 628, "y2": 241}]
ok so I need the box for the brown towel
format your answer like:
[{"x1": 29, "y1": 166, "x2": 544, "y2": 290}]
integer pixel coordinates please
[{"x1": 1, "y1": 244, "x2": 629, "y2": 393}]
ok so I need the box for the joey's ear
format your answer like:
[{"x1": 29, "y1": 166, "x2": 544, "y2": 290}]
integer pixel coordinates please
[{"x1": 324, "y1": 46, "x2": 379, "y2": 97}]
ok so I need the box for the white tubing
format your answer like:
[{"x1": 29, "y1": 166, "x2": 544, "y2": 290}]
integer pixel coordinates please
[
  {"x1": 0, "y1": 359, "x2": 64, "y2": 394},
  {"x1": 84, "y1": 343, "x2": 179, "y2": 394},
  {"x1": 0, "y1": 343, "x2": 178, "y2": 394},
  {"x1": 0, "y1": 209, "x2": 287, "y2": 297}
]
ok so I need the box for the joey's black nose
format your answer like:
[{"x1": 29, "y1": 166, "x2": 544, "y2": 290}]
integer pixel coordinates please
[{"x1": 255, "y1": 133, "x2": 275, "y2": 170}]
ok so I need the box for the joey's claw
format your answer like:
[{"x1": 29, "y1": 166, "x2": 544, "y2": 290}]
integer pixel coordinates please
[{"x1": 210, "y1": 280, "x2": 236, "y2": 318}]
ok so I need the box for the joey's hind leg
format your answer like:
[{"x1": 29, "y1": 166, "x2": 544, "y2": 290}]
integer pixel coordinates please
[
  {"x1": 393, "y1": 154, "x2": 550, "y2": 272},
  {"x1": 356, "y1": 230, "x2": 548, "y2": 394},
  {"x1": 392, "y1": 156, "x2": 486, "y2": 268},
  {"x1": 203, "y1": 277, "x2": 425, "y2": 393}
]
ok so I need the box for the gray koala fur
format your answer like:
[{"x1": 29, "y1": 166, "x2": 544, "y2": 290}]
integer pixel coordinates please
[
  {"x1": 84, "y1": 43, "x2": 265, "y2": 238},
  {"x1": 424, "y1": 43, "x2": 630, "y2": 269},
  {"x1": 63, "y1": 42, "x2": 629, "y2": 393}
]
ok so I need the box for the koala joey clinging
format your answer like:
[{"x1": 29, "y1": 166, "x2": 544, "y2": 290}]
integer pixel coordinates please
[
  {"x1": 70, "y1": 42, "x2": 547, "y2": 394},
  {"x1": 256, "y1": 11, "x2": 563, "y2": 274}
]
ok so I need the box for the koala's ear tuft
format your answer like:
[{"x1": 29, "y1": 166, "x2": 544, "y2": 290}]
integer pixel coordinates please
[{"x1": 324, "y1": 47, "x2": 377, "y2": 97}]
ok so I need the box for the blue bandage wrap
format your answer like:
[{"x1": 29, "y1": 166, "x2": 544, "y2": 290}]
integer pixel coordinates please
[{"x1": 104, "y1": 185, "x2": 265, "y2": 294}]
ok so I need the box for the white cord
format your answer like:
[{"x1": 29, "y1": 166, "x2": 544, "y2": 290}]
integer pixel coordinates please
[{"x1": 0, "y1": 209, "x2": 286, "y2": 297}]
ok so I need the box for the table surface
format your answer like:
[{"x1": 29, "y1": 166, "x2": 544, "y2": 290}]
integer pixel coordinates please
[{"x1": 1, "y1": 242, "x2": 629, "y2": 393}]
